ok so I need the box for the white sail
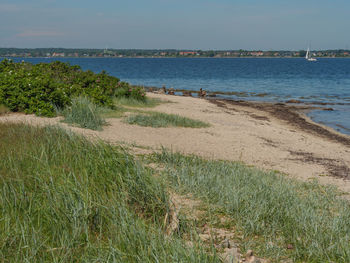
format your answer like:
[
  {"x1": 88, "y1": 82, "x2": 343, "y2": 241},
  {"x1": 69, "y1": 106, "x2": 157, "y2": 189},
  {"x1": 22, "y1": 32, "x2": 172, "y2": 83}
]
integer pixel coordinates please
[
  {"x1": 306, "y1": 46, "x2": 317, "y2": 61},
  {"x1": 306, "y1": 48, "x2": 310, "y2": 59}
]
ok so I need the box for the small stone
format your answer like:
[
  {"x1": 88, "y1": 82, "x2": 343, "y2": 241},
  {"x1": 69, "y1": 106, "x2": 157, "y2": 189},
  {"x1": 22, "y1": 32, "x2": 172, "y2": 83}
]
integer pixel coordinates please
[
  {"x1": 198, "y1": 233, "x2": 210, "y2": 241},
  {"x1": 168, "y1": 88, "x2": 175, "y2": 95},
  {"x1": 221, "y1": 247, "x2": 241, "y2": 263},
  {"x1": 286, "y1": 99, "x2": 302, "y2": 104},
  {"x1": 245, "y1": 250, "x2": 253, "y2": 258},
  {"x1": 221, "y1": 239, "x2": 231, "y2": 248},
  {"x1": 287, "y1": 244, "x2": 294, "y2": 249},
  {"x1": 182, "y1": 90, "x2": 192, "y2": 97},
  {"x1": 247, "y1": 256, "x2": 261, "y2": 263},
  {"x1": 159, "y1": 86, "x2": 166, "y2": 94}
]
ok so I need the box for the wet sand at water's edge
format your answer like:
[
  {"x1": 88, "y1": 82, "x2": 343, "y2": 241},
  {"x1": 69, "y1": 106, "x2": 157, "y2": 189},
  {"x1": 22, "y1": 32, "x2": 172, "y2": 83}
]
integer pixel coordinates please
[{"x1": 1, "y1": 92, "x2": 350, "y2": 194}]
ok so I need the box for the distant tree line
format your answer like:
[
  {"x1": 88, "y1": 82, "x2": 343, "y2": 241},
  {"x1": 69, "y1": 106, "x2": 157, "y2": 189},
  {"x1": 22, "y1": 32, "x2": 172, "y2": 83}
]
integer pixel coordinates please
[{"x1": 0, "y1": 48, "x2": 349, "y2": 58}]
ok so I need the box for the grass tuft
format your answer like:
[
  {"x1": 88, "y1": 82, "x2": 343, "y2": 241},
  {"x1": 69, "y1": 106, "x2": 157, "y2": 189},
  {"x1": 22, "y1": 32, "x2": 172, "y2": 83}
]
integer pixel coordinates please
[
  {"x1": 153, "y1": 150, "x2": 350, "y2": 263},
  {"x1": 0, "y1": 104, "x2": 10, "y2": 115},
  {"x1": 100, "y1": 106, "x2": 127, "y2": 118},
  {"x1": 114, "y1": 97, "x2": 164, "y2": 108},
  {"x1": 62, "y1": 96, "x2": 106, "y2": 130},
  {"x1": 126, "y1": 112, "x2": 210, "y2": 128},
  {"x1": 0, "y1": 123, "x2": 218, "y2": 262}
]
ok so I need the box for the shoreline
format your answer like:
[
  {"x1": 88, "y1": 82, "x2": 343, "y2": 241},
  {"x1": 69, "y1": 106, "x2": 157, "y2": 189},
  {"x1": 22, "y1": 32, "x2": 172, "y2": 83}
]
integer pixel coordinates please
[
  {"x1": 1, "y1": 92, "x2": 349, "y2": 194},
  {"x1": 146, "y1": 92, "x2": 350, "y2": 185},
  {"x1": 209, "y1": 98, "x2": 350, "y2": 147},
  {"x1": 144, "y1": 86, "x2": 350, "y2": 137},
  {"x1": 3, "y1": 56, "x2": 350, "y2": 59}
]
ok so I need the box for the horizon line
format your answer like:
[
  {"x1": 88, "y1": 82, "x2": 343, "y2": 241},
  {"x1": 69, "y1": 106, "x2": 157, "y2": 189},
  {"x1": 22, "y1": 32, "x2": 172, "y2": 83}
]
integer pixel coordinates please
[{"x1": 1, "y1": 47, "x2": 350, "y2": 52}]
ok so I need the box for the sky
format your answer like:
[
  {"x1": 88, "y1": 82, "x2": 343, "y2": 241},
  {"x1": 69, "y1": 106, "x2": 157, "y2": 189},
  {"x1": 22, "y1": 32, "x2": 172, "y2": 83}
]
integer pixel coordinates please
[{"x1": 1, "y1": 0, "x2": 349, "y2": 50}]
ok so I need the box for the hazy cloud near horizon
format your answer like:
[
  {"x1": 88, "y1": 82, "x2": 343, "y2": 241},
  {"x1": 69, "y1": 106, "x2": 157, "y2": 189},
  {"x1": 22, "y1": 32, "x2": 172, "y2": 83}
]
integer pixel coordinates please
[{"x1": 1, "y1": 0, "x2": 349, "y2": 50}]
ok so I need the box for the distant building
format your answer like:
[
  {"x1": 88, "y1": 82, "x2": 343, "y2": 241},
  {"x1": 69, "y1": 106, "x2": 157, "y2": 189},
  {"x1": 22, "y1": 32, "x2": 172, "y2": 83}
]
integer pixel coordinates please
[
  {"x1": 52, "y1": 52, "x2": 65, "y2": 57},
  {"x1": 179, "y1": 51, "x2": 197, "y2": 56},
  {"x1": 250, "y1": 51, "x2": 264, "y2": 56}
]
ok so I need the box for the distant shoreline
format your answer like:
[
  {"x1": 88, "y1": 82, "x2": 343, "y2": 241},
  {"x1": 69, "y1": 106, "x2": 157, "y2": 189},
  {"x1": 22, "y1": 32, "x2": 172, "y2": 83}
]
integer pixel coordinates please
[{"x1": 2, "y1": 56, "x2": 350, "y2": 59}]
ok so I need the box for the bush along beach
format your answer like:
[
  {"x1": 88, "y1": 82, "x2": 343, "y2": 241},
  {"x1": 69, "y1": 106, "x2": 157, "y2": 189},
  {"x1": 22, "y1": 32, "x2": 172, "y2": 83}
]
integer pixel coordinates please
[{"x1": 0, "y1": 59, "x2": 145, "y2": 117}]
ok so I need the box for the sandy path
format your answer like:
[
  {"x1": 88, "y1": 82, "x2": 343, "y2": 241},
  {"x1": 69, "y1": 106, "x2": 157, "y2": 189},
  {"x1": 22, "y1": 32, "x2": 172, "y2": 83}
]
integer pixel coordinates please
[{"x1": 1, "y1": 93, "x2": 350, "y2": 194}]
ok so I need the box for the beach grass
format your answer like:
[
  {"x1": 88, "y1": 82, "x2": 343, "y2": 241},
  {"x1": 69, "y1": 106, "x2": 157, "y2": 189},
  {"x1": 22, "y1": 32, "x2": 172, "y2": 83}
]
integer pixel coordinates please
[
  {"x1": 99, "y1": 97, "x2": 166, "y2": 119},
  {"x1": 0, "y1": 123, "x2": 218, "y2": 262},
  {"x1": 62, "y1": 96, "x2": 106, "y2": 130},
  {"x1": 114, "y1": 97, "x2": 164, "y2": 108},
  {"x1": 152, "y1": 150, "x2": 350, "y2": 263},
  {"x1": 100, "y1": 106, "x2": 127, "y2": 118},
  {"x1": 0, "y1": 104, "x2": 10, "y2": 115},
  {"x1": 125, "y1": 112, "x2": 210, "y2": 128}
]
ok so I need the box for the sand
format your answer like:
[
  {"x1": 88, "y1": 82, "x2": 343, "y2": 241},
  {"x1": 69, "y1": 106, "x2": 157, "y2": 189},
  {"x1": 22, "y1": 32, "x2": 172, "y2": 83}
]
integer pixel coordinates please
[{"x1": 1, "y1": 92, "x2": 350, "y2": 194}]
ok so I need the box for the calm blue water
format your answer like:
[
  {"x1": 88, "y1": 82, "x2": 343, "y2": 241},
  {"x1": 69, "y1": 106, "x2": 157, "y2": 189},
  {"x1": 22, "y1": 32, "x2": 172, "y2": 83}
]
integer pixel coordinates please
[{"x1": 4, "y1": 57, "x2": 350, "y2": 135}]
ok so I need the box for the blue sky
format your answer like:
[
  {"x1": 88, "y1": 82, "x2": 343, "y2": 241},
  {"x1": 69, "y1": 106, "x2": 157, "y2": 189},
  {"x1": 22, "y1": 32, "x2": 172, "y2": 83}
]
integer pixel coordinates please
[{"x1": 1, "y1": 0, "x2": 349, "y2": 50}]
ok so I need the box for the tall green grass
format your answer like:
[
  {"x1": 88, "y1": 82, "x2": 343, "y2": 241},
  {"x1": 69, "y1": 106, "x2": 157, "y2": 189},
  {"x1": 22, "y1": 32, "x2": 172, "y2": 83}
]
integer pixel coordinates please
[
  {"x1": 114, "y1": 97, "x2": 163, "y2": 108},
  {"x1": 62, "y1": 96, "x2": 106, "y2": 130},
  {"x1": 0, "y1": 123, "x2": 218, "y2": 262},
  {"x1": 153, "y1": 151, "x2": 350, "y2": 262},
  {"x1": 126, "y1": 112, "x2": 210, "y2": 128}
]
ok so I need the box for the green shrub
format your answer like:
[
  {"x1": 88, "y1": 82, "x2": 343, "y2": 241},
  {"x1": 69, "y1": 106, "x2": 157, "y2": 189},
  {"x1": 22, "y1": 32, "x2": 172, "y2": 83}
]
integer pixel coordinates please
[
  {"x1": 62, "y1": 96, "x2": 106, "y2": 130},
  {"x1": 115, "y1": 83, "x2": 146, "y2": 101},
  {"x1": 126, "y1": 112, "x2": 210, "y2": 128},
  {"x1": 0, "y1": 59, "x2": 146, "y2": 117}
]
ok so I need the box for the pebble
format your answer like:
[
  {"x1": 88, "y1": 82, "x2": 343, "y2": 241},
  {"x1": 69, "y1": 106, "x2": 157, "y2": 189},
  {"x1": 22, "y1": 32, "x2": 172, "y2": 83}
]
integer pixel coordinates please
[
  {"x1": 287, "y1": 244, "x2": 294, "y2": 249},
  {"x1": 222, "y1": 239, "x2": 231, "y2": 249},
  {"x1": 247, "y1": 256, "x2": 261, "y2": 263},
  {"x1": 245, "y1": 250, "x2": 253, "y2": 258}
]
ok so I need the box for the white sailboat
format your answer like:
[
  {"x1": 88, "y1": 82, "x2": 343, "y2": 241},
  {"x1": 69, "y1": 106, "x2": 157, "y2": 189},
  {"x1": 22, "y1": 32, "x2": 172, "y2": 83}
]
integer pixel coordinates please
[{"x1": 306, "y1": 47, "x2": 317, "y2": 61}]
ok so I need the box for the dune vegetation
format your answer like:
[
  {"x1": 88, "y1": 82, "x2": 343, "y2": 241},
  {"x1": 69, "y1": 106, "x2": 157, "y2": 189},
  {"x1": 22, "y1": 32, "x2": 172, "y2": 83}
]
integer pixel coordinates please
[
  {"x1": 1, "y1": 60, "x2": 350, "y2": 263},
  {"x1": 151, "y1": 150, "x2": 350, "y2": 263},
  {"x1": 0, "y1": 123, "x2": 218, "y2": 262},
  {"x1": 126, "y1": 112, "x2": 210, "y2": 128},
  {"x1": 61, "y1": 96, "x2": 107, "y2": 130},
  {"x1": 2, "y1": 121, "x2": 349, "y2": 262}
]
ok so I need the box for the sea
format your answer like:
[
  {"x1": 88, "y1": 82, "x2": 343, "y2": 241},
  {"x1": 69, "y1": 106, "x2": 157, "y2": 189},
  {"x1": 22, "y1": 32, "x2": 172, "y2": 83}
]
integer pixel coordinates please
[{"x1": 4, "y1": 57, "x2": 350, "y2": 135}]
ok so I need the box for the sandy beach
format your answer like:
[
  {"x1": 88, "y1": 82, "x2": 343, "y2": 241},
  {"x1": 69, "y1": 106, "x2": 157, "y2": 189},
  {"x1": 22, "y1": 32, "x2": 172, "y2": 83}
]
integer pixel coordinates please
[{"x1": 1, "y1": 92, "x2": 350, "y2": 194}]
